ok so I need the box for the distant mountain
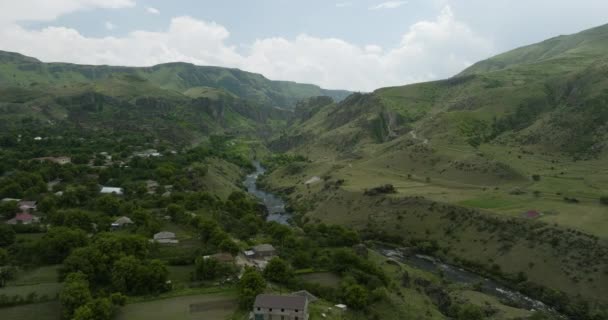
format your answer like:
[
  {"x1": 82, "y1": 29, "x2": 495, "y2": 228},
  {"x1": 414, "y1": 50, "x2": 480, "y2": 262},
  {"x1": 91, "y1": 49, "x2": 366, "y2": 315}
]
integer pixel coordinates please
[
  {"x1": 0, "y1": 50, "x2": 351, "y2": 110},
  {"x1": 275, "y1": 22, "x2": 608, "y2": 158},
  {"x1": 459, "y1": 23, "x2": 608, "y2": 76}
]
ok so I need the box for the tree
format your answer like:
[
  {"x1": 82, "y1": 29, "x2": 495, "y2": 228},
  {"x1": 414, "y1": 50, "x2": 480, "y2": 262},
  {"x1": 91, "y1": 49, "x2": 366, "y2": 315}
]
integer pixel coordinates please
[
  {"x1": 40, "y1": 227, "x2": 88, "y2": 264},
  {"x1": 343, "y1": 284, "x2": 369, "y2": 310},
  {"x1": 111, "y1": 256, "x2": 168, "y2": 295},
  {"x1": 0, "y1": 225, "x2": 16, "y2": 247},
  {"x1": 238, "y1": 268, "x2": 266, "y2": 309},
  {"x1": 218, "y1": 239, "x2": 240, "y2": 255},
  {"x1": 72, "y1": 298, "x2": 113, "y2": 320},
  {"x1": 0, "y1": 248, "x2": 8, "y2": 265},
  {"x1": 263, "y1": 258, "x2": 294, "y2": 284},
  {"x1": 38, "y1": 196, "x2": 58, "y2": 213},
  {"x1": 72, "y1": 305, "x2": 94, "y2": 320},
  {"x1": 600, "y1": 196, "x2": 608, "y2": 206},
  {"x1": 0, "y1": 201, "x2": 17, "y2": 220},
  {"x1": 60, "y1": 272, "x2": 92, "y2": 319},
  {"x1": 166, "y1": 204, "x2": 186, "y2": 222},
  {"x1": 456, "y1": 304, "x2": 484, "y2": 320},
  {"x1": 96, "y1": 195, "x2": 121, "y2": 216},
  {"x1": 194, "y1": 257, "x2": 236, "y2": 281}
]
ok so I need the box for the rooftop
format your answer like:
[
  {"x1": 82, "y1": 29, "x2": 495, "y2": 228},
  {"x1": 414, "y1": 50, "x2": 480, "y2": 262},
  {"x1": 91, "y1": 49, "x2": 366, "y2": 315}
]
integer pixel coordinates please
[
  {"x1": 113, "y1": 216, "x2": 134, "y2": 225},
  {"x1": 154, "y1": 231, "x2": 176, "y2": 240},
  {"x1": 253, "y1": 244, "x2": 275, "y2": 252},
  {"x1": 254, "y1": 294, "x2": 307, "y2": 310}
]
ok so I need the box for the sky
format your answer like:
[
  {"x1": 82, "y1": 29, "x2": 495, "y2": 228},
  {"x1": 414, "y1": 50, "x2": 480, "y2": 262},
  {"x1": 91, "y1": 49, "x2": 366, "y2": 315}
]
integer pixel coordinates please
[{"x1": 0, "y1": 0, "x2": 607, "y2": 91}]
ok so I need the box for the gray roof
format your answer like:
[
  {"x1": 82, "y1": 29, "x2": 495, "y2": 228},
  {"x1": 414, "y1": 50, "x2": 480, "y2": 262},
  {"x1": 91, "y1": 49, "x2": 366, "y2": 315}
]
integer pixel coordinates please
[
  {"x1": 153, "y1": 231, "x2": 176, "y2": 240},
  {"x1": 253, "y1": 244, "x2": 275, "y2": 252},
  {"x1": 254, "y1": 294, "x2": 307, "y2": 310},
  {"x1": 113, "y1": 216, "x2": 134, "y2": 225}
]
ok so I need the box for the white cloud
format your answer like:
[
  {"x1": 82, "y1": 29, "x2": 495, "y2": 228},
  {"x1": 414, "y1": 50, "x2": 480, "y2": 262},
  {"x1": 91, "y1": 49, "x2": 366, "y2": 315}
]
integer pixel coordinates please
[
  {"x1": 0, "y1": 5, "x2": 493, "y2": 91},
  {"x1": 335, "y1": 2, "x2": 352, "y2": 8},
  {"x1": 0, "y1": 0, "x2": 135, "y2": 25},
  {"x1": 146, "y1": 7, "x2": 160, "y2": 15},
  {"x1": 104, "y1": 21, "x2": 116, "y2": 30},
  {"x1": 243, "y1": 7, "x2": 492, "y2": 90},
  {"x1": 370, "y1": 1, "x2": 408, "y2": 10}
]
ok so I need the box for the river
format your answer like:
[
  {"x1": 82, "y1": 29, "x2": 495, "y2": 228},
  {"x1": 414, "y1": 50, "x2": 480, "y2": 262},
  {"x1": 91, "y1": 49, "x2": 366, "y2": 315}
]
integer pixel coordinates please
[
  {"x1": 244, "y1": 161, "x2": 565, "y2": 318},
  {"x1": 243, "y1": 161, "x2": 292, "y2": 225},
  {"x1": 377, "y1": 247, "x2": 565, "y2": 318}
]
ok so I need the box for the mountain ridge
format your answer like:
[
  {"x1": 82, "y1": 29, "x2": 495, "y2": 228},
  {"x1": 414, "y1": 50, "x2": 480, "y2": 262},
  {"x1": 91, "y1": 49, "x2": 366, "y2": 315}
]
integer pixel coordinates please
[{"x1": 0, "y1": 50, "x2": 351, "y2": 110}]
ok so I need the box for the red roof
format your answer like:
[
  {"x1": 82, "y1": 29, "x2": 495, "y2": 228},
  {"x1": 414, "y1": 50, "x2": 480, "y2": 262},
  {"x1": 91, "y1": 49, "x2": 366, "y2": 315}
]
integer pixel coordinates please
[
  {"x1": 524, "y1": 210, "x2": 540, "y2": 218},
  {"x1": 14, "y1": 213, "x2": 34, "y2": 222}
]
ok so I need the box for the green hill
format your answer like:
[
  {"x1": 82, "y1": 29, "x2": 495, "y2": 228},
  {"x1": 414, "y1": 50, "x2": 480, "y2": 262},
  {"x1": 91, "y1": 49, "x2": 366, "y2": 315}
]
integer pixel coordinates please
[
  {"x1": 0, "y1": 51, "x2": 350, "y2": 110},
  {"x1": 264, "y1": 23, "x2": 608, "y2": 317},
  {"x1": 459, "y1": 23, "x2": 608, "y2": 76}
]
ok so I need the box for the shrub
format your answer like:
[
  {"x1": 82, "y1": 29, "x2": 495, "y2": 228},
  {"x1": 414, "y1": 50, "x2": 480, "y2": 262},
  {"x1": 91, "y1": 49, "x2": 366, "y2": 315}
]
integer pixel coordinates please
[
  {"x1": 600, "y1": 196, "x2": 608, "y2": 206},
  {"x1": 364, "y1": 184, "x2": 396, "y2": 196}
]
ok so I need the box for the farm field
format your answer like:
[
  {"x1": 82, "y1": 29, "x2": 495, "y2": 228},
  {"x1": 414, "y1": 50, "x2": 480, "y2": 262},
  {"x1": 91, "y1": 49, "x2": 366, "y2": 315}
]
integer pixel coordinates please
[
  {"x1": 115, "y1": 292, "x2": 239, "y2": 320},
  {"x1": 0, "y1": 301, "x2": 62, "y2": 320}
]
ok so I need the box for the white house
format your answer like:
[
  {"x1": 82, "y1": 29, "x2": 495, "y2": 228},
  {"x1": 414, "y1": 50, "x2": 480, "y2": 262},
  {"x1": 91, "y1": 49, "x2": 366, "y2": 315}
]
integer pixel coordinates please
[{"x1": 100, "y1": 187, "x2": 124, "y2": 195}]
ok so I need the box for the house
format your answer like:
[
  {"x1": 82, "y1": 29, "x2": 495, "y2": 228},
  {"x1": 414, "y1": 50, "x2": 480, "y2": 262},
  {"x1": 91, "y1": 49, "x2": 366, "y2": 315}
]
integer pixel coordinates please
[
  {"x1": 53, "y1": 157, "x2": 72, "y2": 165},
  {"x1": 252, "y1": 244, "x2": 276, "y2": 259},
  {"x1": 252, "y1": 294, "x2": 309, "y2": 320},
  {"x1": 6, "y1": 213, "x2": 39, "y2": 225},
  {"x1": 100, "y1": 187, "x2": 124, "y2": 195},
  {"x1": 291, "y1": 291, "x2": 318, "y2": 303},
  {"x1": 33, "y1": 157, "x2": 71, "y2": 165},
  {"x1": 111, "y1": 216, "x2": 134, "y2": 228},
  {"x1": 134, "y1": 149, "x2": 162, "y2": 158},
  {"x1": 153, "y1": 231, "x2": 178, "y2": 244},
  {"x1": 18, "y1": 201, "x2": 37, "y2": 212}
]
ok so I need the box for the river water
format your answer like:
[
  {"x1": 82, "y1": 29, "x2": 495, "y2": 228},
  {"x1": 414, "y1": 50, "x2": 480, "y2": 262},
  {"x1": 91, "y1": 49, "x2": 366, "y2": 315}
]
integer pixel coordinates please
[
  {"x1": 377, "y1": 248, "x2": 565, "y2": 318},
  {"x1": 244, "y1": 161, "x2": 565, "y2": 318},
  {"x1": 243, "y1": 161, "x2": 292, "y2": 225}
]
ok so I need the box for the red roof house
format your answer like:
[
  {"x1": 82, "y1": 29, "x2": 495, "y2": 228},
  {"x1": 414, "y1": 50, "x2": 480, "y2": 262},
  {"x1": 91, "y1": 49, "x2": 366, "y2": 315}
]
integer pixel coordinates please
[{"x1": 6, "y1": 213, "x2": 39, "y2": 225}]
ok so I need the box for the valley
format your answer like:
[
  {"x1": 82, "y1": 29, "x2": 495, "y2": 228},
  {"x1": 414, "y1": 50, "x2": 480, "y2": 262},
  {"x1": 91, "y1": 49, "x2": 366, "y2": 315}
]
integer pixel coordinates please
[{"x1": 0, "y1": 20, "x2": 607, "y2": 320}]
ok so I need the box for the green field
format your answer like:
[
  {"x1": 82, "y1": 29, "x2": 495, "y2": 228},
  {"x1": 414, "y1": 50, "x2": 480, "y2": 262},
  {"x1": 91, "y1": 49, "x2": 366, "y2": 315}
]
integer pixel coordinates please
[
  {"x1": 7, "y1": 265, "x2": 60, "y2": 286},
  {"x1": 0, "y1": 301, "x2": 61, "y2": 320},
  {"x1": 297, "y1": 272, "x2": 342, "y2": 288},
  {"x1": 115, "y1": 292, "x2": 238, "y2": 320},
  {"x1": 0, "y1": 282, "x2": 62, "y2": 298}
]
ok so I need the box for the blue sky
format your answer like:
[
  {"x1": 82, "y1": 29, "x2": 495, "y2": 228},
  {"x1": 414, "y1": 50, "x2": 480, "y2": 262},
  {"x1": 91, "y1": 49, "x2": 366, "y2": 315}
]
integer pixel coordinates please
[{"x1": 1, "y1": 1, "x2": 607, "y2": 91}]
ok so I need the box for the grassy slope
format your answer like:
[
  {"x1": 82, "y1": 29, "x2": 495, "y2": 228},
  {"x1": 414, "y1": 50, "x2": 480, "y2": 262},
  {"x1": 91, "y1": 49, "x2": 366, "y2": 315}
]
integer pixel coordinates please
[
  {"x1": 458, "y1": 23, "x2": 608, "y2": 76},
  {"x1": 265, "y1": 23, "x2": 608, "y2": 311}
]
